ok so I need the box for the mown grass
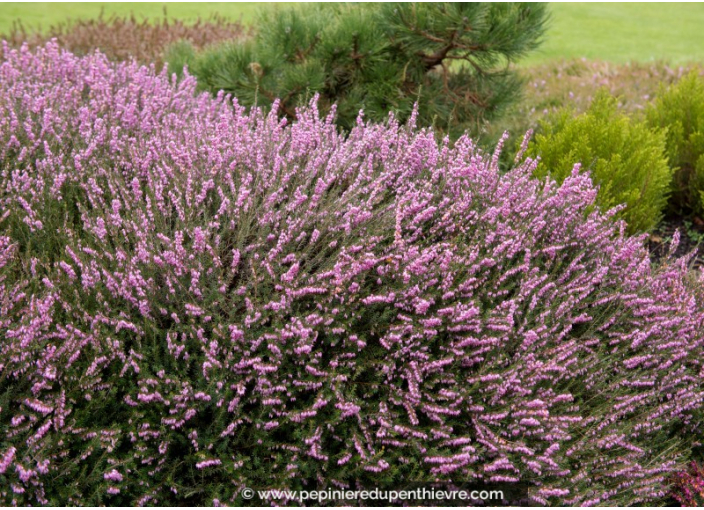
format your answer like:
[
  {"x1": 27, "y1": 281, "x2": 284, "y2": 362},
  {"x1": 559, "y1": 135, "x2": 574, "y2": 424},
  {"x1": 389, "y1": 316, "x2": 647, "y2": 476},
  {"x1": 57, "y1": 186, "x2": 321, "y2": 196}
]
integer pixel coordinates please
[
  {"x1": 528, "y1": 3, "x2": 704, "y2": 65},
  {"x1": 1, "y1": 3, "x2": 704, "y2": 64},
  {"x1": 0, "y1": 2, "x2": 264, "y2": 32}
]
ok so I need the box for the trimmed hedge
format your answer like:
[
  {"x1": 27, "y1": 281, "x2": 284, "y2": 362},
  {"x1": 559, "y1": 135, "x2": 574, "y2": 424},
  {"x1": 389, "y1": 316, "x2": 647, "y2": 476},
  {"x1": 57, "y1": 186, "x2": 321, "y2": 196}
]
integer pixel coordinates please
[{"x1": 1, "y1": 43, "x2": 704, "y2": 506}]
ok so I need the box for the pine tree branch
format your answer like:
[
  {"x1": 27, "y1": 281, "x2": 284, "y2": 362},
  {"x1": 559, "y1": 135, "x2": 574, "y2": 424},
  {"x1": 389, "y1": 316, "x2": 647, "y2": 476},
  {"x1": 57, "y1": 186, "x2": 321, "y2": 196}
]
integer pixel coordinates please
[
  {"x1": 414, "y1": 28, "x2": 494, "y2": 71},
  {"x1": 294, "y1": 35, "x2": 320, "y2": 63},
  {"x1": 417, "y1": 34, "x2": 456, "y2": 71}
]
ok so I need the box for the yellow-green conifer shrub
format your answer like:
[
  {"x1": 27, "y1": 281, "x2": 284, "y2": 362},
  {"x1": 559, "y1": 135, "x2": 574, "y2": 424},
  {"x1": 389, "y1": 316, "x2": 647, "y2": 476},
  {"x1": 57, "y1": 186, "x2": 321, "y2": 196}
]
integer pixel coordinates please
[
  {"x1": 646, "y1": 71, "x2": 704, "y2": 216},
  {"x1": 528, "y1": 90, "x2": 672, "y2": 233}
]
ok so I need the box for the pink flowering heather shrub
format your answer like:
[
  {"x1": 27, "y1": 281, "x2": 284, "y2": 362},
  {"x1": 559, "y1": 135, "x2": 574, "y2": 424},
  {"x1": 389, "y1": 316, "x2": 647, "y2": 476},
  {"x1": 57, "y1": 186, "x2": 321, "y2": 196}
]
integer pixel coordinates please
[
  {"x1": 671, "y1": 462, "x2": 704, "y2": 506},
  {"x1": 1, "y1": 42, "x2": 704, "y2": 506}
]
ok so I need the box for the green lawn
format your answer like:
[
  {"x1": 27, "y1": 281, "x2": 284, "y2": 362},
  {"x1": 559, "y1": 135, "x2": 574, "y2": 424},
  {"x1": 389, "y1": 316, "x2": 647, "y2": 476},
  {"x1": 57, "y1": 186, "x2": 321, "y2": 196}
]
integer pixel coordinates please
[
  {"x1": 1, "y1": 2, "x2": 703, "y2": 64},
  {"x1": 0, "y1": 2, "x2": 265, "y2": 30},
  {"x1": 528, "y1": 2, "x2": 704, "y2": 64}
]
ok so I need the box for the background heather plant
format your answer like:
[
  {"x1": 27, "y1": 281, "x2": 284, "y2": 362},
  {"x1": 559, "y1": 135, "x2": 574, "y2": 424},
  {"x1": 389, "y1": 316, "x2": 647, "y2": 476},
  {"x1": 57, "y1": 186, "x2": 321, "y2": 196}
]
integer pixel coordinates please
[
  {"x1": 0, "y1": 12, "x2": 249, "y2": 68},
  {"x1": 671, "y1": 462, "x2": 704, "y2": 506},
  {"x1": 484, "y1": 59, "x2": 704, "y2": 160},
  {"x1": 1, "y1": 42, "x2": 704, "y2": 506}
]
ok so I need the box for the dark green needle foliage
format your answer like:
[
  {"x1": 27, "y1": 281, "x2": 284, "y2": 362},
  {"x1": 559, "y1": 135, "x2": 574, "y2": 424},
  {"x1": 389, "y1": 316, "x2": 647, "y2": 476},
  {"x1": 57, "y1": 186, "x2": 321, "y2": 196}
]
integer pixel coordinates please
[{"x1": 167, "y1": 2, "x2": 548, "y2": 138}]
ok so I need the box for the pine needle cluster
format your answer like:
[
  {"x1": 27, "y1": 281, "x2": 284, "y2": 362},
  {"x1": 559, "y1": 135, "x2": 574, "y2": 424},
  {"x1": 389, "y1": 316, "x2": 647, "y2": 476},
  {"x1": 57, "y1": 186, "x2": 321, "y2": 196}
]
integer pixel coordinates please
[{"x1": 167, "y1": 2, "x2": 548, "y2": 138}]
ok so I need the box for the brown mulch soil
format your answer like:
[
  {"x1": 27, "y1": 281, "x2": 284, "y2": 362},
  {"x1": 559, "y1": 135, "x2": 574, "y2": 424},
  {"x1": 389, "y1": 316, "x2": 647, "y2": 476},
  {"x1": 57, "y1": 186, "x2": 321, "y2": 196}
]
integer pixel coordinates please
[{"x1": 647, "y1": 215, "x2": 704, "y2": 268}]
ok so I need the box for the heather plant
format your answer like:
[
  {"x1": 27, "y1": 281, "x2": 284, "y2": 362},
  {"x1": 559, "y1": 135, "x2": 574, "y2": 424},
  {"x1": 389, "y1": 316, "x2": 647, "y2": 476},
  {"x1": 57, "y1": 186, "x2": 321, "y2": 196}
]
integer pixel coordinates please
[
  {"x1": 484, "y1": 59, "x2": 704, "y2": 160},
  {"x1": 671, "y1": 462, "x2": 704, "y2": 506},
  {"x1": 646, "y1": 71, "x2": 704, "y2": 217},
  {"x1": 1, "y1": 42, "x2": 704, "y2": 506},
  {"x1": 166, "y1": 2, "x2": 547, "y2": 139},
  {"x1": 0, "y1": 12, "x2": 249, "y2": 68},
  {"x1": 527, "y1": 90, "x2": 672, "y2": 233}
]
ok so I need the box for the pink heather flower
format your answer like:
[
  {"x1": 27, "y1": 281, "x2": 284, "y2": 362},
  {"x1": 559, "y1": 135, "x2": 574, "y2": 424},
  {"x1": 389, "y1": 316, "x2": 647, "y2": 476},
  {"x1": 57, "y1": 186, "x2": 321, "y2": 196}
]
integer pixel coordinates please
[
  {"x1": 281, "y1": 262, "x2": 300, "y2": 283},
  {"x1": 195, "y1": 459, "x2": 222, "y2": 470},
  {"x1": 16, "y1": 464, "x2": 36, "y2": 483},
  {"x1": 0, "y1": 448, "x2": 17, "y2": 475},
  {"x1": 36, "y1": 459, "x2": 50, "y2": 475},
  {"x1": 103, "y1": 469, "x2": 123, "y2": 483},
  {"x1": 23, "y1": 399, "x2": 53, "y2": 415},
  {"x1": 0, "y1": 42, "x2": 703, "y2": 507}
]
